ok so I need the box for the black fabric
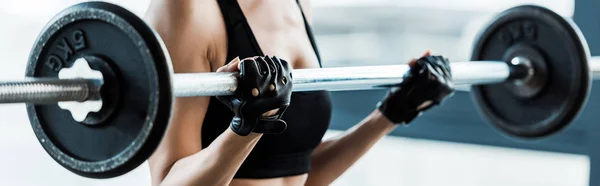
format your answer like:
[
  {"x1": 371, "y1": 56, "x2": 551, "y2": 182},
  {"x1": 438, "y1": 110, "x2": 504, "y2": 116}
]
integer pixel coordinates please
[
  {"x1": 296, "y1": 0, "x2": 322, "y2": 66},
  {"x1": 203, "y1": 0, "x2": 332, "y2": 178}
]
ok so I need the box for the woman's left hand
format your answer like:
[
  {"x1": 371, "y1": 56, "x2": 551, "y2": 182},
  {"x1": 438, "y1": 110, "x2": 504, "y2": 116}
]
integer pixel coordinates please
[{"x1": 376, "y1": 51, "x2": 455, "y2": 125}]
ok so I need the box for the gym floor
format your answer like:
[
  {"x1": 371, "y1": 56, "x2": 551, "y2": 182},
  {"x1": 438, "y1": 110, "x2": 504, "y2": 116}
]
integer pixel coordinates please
[{"x1": 0, "y1": 0, "x2": 589, "y2": 185}]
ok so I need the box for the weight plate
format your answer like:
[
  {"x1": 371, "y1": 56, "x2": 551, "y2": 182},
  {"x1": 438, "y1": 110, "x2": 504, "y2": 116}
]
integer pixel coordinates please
[
  {"x1": 25, "y1": 2, "x2": 173, "y2": 178},
  {"x1": 471, "y1": 5, "x2": 590, "y2": 138}
]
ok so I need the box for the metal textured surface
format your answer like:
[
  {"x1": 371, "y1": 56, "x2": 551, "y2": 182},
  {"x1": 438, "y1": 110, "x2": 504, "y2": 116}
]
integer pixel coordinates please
[
  {"x1": 0, "y1": 78, "x2": 98, "y2": 103},
  {"x1": 57, "y1": 58, "x2": 104, "y2": 122}
]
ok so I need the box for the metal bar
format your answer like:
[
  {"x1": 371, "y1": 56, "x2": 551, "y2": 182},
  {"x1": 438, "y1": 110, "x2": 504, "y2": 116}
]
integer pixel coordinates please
[
  {"x1": 590, "y1": 56, "x2": 600, "y2": 79},
  {"x1": 174, "y1": 73, "x2": 238, "y2": 97},
  {"x1": 0, "y1": 61, "x2": 511, "y2": 103},
  {"x1": 10, "y1": 56, "x2": 600, "y2": 103},
  {"x1": 0, "y1": 78, "x2": 100, "y2": 104},
  {"x1": 173, "y1": 61, "x2": 511, "y2": 97}
]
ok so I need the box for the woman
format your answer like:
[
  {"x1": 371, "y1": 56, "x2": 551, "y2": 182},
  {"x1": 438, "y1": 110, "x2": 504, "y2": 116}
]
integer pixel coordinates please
[{"x1": 144, "y1": 0, "x2": 454, "y2": 185}]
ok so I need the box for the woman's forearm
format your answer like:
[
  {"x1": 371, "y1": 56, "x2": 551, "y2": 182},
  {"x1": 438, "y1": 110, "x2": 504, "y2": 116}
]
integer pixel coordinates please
[
  {"x1": 306, "y1": 110, "x2": 397, "y2": 185},
  {"x1": 159, "y1": 128, "x2": 262, "y2": 186}
]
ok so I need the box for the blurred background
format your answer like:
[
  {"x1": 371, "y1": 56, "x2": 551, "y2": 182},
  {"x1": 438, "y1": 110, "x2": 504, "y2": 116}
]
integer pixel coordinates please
[{"x1": 0, "y1": 0, "x2": 593, "y2": 186}]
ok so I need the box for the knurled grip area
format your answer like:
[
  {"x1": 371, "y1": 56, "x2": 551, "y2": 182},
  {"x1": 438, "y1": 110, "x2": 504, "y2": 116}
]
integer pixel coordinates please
[{"x1": 0, "y1": 78, "x2": 101, "y2": 104}]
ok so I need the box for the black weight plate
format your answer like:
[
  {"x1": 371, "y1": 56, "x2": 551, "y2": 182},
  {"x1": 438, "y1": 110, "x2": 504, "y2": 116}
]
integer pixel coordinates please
[
  {"x1": 25, "y1": 2, "x2": 173, "y2": 178},
  {"x1": 471, "y1": 5, "x2": 590, "y2": 138}
]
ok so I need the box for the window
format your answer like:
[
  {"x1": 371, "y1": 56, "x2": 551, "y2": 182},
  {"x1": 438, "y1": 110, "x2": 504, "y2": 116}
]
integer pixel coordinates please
[{"x1": 312, "y1": 0, "x2": 574, "y2": 67}]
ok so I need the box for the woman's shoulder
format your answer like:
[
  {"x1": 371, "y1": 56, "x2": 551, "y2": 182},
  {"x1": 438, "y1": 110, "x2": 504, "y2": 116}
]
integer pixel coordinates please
[{"x1": 144, "y1": 0, "x2": 228, "y2": 71}]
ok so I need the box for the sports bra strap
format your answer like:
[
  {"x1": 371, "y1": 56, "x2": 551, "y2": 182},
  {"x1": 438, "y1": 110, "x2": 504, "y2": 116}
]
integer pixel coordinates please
[
  {"x1": 295, "y1": 0, "x2": 322, "y2": 66},
  {"x1": 217, "y1": 0, "x2": 265, "y2": 62},
  {"x1": 216, "y1": 0, "x2": 322, "y2": 67}
]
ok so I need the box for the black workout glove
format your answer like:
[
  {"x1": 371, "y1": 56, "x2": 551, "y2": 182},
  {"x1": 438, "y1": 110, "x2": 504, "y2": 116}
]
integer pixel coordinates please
[
  {"x1": 217, "y1": 56, "x2": 294, "y2": 136},
  {"x1": 377, "y1": 55, "x2": 455, "y2": 124}
]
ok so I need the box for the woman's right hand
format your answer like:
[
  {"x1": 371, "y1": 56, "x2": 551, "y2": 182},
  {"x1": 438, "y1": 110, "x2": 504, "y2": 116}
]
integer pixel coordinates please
[{"x1": 216, "y1": 56, "x2": 294, "y2": 136}]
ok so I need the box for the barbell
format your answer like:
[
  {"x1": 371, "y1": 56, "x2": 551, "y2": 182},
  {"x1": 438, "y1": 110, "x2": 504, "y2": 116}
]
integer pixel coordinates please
[{"x1": 3, "y1": 1, "x2": 596, "y2": 179}]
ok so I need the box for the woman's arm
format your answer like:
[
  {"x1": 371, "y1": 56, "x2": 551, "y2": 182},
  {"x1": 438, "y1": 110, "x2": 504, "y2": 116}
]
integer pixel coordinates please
[
  {"x1": 144, "y1": 1, "x2": 263, "y2": 185},
  {"x1": 150, "y1": 65, "x2": 263, "y2": 186},
  {"x1": 158, "y1": 129, "x2": 263, "y2": 186},
  {"x1": 305, "y1": 110, "x2": 396, "y2": 185},
  {"x1": 306, "y1": 52, "x2": 454, "y2": 185}
]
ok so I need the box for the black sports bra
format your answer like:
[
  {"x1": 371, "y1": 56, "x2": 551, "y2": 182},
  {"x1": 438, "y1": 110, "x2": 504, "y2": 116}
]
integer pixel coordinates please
[{"x1": 201, "y1": 0, "x2": 333, "y2": 178}]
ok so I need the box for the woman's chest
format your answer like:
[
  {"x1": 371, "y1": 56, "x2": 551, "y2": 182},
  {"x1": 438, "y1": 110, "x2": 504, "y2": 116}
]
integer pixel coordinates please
[{"x1": 211, "y1": 0, "x2": 321, "y2": 70}]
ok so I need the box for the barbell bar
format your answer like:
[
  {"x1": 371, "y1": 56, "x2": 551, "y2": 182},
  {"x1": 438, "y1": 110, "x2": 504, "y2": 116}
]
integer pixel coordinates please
[
  {"x1": 175, "y1": 59, "x2": 513, "y2": 96},
  {"x1": 9, "y1": 1, "x2": 596, "y2": 180},
  {"x1": 7, "y1": 57, "x2": 600, "y2": 101},
  {"x1": 6, "y1": 55, "x2": 600, "y2": 105},
  {"x1": 0, "y1": 59, "x2": 518, "y2": 103},
  {"x1": 11, "y1": 55, "x2": 600, "y2": 103},
  {"x1": 592, "y1": 57, "x2": 600, "y2": 77}
]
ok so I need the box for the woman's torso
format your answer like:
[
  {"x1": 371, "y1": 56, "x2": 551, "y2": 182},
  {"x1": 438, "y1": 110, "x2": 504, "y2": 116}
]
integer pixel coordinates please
[{"x1": 186, "y1": 0, "x2": 331, "y2": 185}]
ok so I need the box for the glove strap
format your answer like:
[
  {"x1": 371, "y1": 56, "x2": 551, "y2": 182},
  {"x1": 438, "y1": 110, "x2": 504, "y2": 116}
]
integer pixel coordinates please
[{"x1": 229, "y1": 117, "x2": 256, "y2": 136}]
